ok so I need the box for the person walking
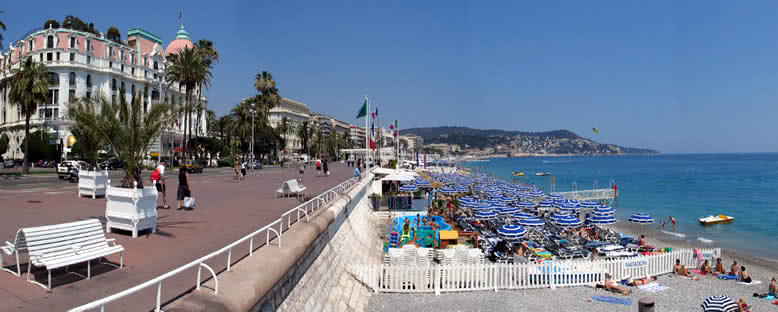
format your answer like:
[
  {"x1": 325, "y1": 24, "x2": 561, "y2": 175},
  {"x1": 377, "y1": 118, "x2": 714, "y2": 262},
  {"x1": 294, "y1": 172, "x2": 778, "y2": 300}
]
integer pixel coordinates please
[
  {"x1": 233, "y1": 159, "x2": 241, "y2": 182},
  {"x1": 152, "y1": 161, "x2": 170, "y2": 209},
  {"x1": 240, "y1": 161, "x2": 247, "y2": 179},
  {"x1": 323, "y1": 159, "x2": 329, "y2": 176},
  {"x1": 669, "y1": 216, "x2": 676, "y2": 231},
  {"x1": 298, "y1": 161, "x2": 305, "y2": 182},
  {"x1": 315, "y1": 159, "x2": 322, "y2": 177},
  {"x1": 177, "y1": 167, "x2": 191, "y2": 210}
]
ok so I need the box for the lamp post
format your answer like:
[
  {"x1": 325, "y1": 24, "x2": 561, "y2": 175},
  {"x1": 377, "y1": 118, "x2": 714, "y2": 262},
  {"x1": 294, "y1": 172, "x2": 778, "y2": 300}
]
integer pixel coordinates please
[{"x1": 250, "y1": 104, "x2": 256, "y2": 172}]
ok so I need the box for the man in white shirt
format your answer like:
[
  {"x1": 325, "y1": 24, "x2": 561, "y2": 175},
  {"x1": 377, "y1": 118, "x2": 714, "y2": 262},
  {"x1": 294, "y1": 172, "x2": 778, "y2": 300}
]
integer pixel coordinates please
[{"x1": 155, "y1": 161, "x2": 170, "y2": 209}]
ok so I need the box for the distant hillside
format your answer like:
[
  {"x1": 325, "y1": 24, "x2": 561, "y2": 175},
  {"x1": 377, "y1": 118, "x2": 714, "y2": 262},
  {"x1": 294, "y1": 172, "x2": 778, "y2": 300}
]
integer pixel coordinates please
[{"x1": 401, "y1": 126, "x2": 659, "y2": 155}]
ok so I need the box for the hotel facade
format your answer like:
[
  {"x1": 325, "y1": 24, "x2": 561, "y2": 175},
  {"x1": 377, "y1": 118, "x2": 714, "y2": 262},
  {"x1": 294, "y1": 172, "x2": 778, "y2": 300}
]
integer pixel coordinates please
[{"x1": 0, "y1": 22, "x2": 206, "y2": 160}]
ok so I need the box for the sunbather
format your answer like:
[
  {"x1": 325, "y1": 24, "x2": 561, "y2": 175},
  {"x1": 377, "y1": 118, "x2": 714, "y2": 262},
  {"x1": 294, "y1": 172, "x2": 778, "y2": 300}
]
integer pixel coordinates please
[
  {"x1": 737, "y1": 298, "x2": 752, "y2": 312},
  {"x1": 730, "y1": 260, "x2": 740, "y2": 276},
  {"x1": 715, "y1": 258, "x2": 727, "y2": 274},
  {"x1": 700, "y1": 259, "x2": 713, "y2": 275},
  {"x1": 602, "y1": 274, "x2": 631, "y2": 295},
  {"x1": 739, "y1": 266, "x2": 753, "y2": 283},
  {"x1": 674, "y1": 259, "x2": 693, "y2": 277},
  {"x1": 627, "y1": 276, "x2": 656, "y2": 286},
  {"x1": 638, "y1": 234, "x2": 646, "y2": 247},
  {"x1": 770, "y1": 277, "x2": 776, "y2": 296}
]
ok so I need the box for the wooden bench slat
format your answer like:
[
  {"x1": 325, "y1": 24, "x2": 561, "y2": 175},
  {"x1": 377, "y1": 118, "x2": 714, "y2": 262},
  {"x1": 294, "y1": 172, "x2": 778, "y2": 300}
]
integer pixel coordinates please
[
  {"x1": 24, "y1": 223, "x2": 103, "y2": 240},
  {"x1": 25, "y1": 228, "x2": 106, "y2": 249},
  {"x1": 36, "y1": 243, "x2": 116, "y2": 263},
  {"x1": 35, "y1": 246, "x2": 124, "y2": 270}
]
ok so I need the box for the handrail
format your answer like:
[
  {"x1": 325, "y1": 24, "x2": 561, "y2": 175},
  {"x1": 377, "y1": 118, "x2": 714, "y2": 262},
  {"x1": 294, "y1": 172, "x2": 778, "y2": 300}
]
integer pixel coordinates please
[{"x1": 68, "y1": 173, "x2": 366, "y2": 312}]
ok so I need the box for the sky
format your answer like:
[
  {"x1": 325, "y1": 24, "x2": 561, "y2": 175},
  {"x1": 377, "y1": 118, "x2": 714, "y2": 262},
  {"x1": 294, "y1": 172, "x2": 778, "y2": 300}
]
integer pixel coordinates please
[{"x1": 3, "y1": 1, "x2": 778, "y2": 153}]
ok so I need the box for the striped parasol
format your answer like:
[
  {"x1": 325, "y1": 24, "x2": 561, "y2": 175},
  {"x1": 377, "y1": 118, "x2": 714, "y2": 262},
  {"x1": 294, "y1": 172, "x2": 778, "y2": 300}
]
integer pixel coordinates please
[
  {"x1": 593, "y1": 205, "x2": 615, "y2": 215},
  {"x1": 588, "y1": 214, "x2": 617, "y2": 225},
  {"x1": 700, "y1": 295, "x2": 738, "y2": 312},
  {"x1": 519, "y1": 217, "x2": 545, "y2": 227},
  {"x1": 474, "y1": 209, "x2": 498, "y2": 220},
  {"x1": 629, "y1": 213, "x2": 654, "y2": 224},
  {"x1": 497, "y1": 224, "x2": 527, "y2": 239}
]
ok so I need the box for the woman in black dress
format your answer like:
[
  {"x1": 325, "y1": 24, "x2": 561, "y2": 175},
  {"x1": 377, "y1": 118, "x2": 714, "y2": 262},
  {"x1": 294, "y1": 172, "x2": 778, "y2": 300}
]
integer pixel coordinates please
[{"x1": 177, "y1": 167, "x2": 191, "y2": 210}]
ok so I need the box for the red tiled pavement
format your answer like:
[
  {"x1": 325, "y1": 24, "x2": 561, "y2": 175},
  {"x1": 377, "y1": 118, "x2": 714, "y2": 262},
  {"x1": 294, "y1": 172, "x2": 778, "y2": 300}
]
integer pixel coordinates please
[{"x1": 0, "y1": 163, "x2": 353, "y2": 312}]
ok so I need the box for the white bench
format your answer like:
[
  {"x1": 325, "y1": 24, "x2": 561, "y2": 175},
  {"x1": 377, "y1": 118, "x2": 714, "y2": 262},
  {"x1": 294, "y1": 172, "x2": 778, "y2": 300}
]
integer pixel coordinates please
[
  {"x1": 1, "y1": 219, "x2": 124, "y2": 290},
  {"x1": 276, "y1": 179, "x2": 307, "y2": 198}
]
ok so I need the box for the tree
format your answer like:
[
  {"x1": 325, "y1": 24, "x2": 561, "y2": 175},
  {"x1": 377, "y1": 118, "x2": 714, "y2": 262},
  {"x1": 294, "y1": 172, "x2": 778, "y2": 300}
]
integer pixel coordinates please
[
  {"x1": 106, "y1": 26, "x2": 121, "y2": 43},
  {"x1": 0, "y1": 10, "x2": 6, "y2": 48},
  {"x1": 280, "y1": 116, "x2": 289, "y2": 152},
  {"x1": 0, "y1": 133, "x2": 9, "y2": 159},
  {"x1": 22, "y1": 131, "x2": 56, "y2": 162},
  {"x1": 68, "y1": 97, "x2": 105, "y2": 166},
  {"x1": 43, "y1": 19, "x2": 60, "y2": 29},
  {"x1": 194, "y1": 39, "x2": 217, "y2": 138},
  {"x1": 205, "y1": 109, "x2": 217, "y2": 136},
  {"x1": 253, "y1": 71, "x2": 281, "y2": 115},
  {"x1": 62, "y1": 15, "x2": 97, "y2": 34},
  {"x1": 69, "y1": 87, "x2": 172, "y2": 188},
  {"x1": 296, "y1": 121, "x2": 310, "y2": 156},
  {"x1": 9, "y1": 58, "x2": 49, "y2": 173},
  {"x1": 166, "y1": 46, "x2": 210, "y2": 158}
]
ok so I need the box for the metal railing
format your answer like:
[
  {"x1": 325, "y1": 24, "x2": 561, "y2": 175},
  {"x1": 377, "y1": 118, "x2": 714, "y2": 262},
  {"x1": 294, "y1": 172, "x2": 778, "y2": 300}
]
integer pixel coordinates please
[
  {"x1": 68, "y1": 173, "x2": 366, "y2": 312},
  {"x1": 556, "y1": 188, "x2": 615, "y2": 201}
]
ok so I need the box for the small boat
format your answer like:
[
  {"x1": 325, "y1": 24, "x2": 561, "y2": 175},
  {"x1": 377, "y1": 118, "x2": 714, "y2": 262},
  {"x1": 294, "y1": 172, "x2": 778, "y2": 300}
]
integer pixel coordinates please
[
  {"x1": 536, "y1": 172, "x2": 551, "y2": 176},
  {"x1": 512, "y1": 171, "x2": 524, "y2": 176},
  {"x1": 699, "y1": 214, "x2": 734, "y2": 225}
]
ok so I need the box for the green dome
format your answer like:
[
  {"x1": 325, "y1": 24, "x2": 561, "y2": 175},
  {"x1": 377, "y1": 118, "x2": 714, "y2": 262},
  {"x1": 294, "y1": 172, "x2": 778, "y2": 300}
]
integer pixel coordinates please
[{"x1": 175, "y1": 25, "x2": 190, "y2": 40}]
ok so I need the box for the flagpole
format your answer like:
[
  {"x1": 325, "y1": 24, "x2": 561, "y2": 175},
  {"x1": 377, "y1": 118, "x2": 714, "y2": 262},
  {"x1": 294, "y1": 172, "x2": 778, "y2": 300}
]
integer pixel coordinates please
[{"x1": 365, "y1": 95, "x2": 369, "y2": 165}]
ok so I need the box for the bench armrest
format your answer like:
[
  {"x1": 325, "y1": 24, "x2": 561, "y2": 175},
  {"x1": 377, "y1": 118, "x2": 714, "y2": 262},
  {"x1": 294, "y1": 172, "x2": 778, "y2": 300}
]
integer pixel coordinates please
[
  {"x1": 1, "y1": 241, "x2": 15, "y2": 255},
  {"x1": 106, "y1": 238, "x2": 119, "y2": 247}
]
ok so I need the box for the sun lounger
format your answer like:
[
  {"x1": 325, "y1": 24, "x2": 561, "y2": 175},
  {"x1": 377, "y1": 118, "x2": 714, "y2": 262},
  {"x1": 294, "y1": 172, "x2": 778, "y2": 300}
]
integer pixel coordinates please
[{"x1": 1, "y1": 219, "x2": 124, "y2": 290}]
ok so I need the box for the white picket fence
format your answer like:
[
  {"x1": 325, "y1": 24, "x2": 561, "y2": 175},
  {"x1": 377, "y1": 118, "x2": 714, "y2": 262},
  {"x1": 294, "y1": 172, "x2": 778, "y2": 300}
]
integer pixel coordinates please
[{"x1": 353, "y1": 248, "x2": 719, "y2": 295}]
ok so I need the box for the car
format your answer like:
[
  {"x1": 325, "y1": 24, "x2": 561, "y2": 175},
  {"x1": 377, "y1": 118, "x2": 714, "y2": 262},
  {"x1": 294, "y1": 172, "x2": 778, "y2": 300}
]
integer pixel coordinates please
[
  {"x1": 99, "y1": 159, "x2": 124, "y2": 170},
  {"x1": 182, "y1": 159, "x2": 204, "y2": 173},
  {"x1": 3, "y1": 160, "x2": 14, "y2": 168},
  {"x1": 57, "y1": 160, "x2": 89, "y2": 179},
  {"x1": 245, "y1": 159, "x2": 262, "y2": 169}
]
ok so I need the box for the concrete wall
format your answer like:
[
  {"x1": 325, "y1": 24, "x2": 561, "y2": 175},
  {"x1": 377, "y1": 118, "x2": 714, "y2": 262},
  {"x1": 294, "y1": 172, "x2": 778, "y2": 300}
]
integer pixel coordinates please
[{"x1": 166, "y1": 173, "x2": 383, "y2": 312}]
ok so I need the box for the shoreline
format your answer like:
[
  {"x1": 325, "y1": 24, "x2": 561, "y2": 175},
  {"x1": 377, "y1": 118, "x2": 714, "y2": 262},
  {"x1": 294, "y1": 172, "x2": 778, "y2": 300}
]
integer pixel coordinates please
[{"x1": 611, "y1": 221, "x2": 778, "y2": 280}]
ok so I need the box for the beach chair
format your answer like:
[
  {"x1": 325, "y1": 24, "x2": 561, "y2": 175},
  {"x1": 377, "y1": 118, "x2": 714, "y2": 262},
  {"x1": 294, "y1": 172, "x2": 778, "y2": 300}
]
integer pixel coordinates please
[{"x1": 1, "y1": 219, "x2": 124, "y2": 290}]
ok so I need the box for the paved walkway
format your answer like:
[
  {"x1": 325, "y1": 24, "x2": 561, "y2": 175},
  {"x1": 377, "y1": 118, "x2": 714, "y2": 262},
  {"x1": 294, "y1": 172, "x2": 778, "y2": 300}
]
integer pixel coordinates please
[{"x1": 0, "y1": 163, "x2": 353, "y2": 312}]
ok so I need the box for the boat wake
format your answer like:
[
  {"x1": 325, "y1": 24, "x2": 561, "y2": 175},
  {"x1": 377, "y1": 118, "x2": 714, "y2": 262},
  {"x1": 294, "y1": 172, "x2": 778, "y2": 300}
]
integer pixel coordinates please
[
  {"x1": 542, "y1": 160, "x2": 571, "y2": 163},
  {"x1": 662, "y1": 230, "x2": 687, "y2": 238},
  {"x1": 697, "y1": 237, "x2": 714, "y2": 244}
]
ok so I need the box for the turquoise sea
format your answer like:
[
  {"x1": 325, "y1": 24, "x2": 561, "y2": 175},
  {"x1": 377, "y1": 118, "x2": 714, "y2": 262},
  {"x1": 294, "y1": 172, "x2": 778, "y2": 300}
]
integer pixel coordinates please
[{"x1": 461, "y1": 154, "x2": 778, "y2": 260}]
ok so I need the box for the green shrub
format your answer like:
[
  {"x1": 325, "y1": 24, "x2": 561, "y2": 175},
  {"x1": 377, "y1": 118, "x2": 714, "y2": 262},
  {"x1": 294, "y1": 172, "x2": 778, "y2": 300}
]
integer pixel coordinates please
[{"x1": 217, "y1": 157, "x2": 233, "y2": 167}]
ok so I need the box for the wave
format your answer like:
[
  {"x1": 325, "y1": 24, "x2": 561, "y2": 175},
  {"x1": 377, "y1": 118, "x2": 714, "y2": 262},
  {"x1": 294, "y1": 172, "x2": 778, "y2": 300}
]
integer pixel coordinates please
[
  {"x1": 542, "y1": 160, "x2": 571, "y2": 163},
  {"x1": 661, "y1": 230, "x2": 687, "y2": 238},
  {"x1": 697, "y1": 237, "x2": 714, "y2": 244}
]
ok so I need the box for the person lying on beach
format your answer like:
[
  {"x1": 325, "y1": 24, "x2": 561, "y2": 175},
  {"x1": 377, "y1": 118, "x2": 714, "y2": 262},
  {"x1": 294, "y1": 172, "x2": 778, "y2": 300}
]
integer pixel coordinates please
[
  {"x1": 737, "y1": 298, "x2": 752, "y2": 312},
  {"x1": 601, "y1": 274, "x2": 631, "y2": 295},
  {"x1": 770, "y1": 277, "x2": 777, "y2": 296},
  {"x1": 730, "y1": 260, "x2": 740, "y2": 276},
  {"x1": 739, "y1": 266, "x2": 753, "y2": 283},
  {"x1": 674, "y1": 259, "x2": 694, "y2": 277},
  {"x1": 627, "y1": 276, "x2": 656, "y2": 286},
  {"x1": 700, "y1": 259, "x2": 713, "y2": 275},
  {"x1": 715, "y1": 258, "x2": 727, "y2": 274}
]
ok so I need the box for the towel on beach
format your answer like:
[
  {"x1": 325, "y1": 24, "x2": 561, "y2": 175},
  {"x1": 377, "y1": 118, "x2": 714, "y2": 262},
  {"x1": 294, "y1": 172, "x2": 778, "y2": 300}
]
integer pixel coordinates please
[
  {"x1": 761, "y1": 295, "x2": 775, "y2": 300},
  {"x1": 592, "y1": 296, "x2": 632, "y2": 306},
  {"x1": 718, "y1": 274, "x2": 739, "y2": 280},
  {"x1": 739, "y1": 280, "x2": 762, "y2": 285},
  {"x1": 637, "y1": 282, "x2": 670, "y2": 293}
]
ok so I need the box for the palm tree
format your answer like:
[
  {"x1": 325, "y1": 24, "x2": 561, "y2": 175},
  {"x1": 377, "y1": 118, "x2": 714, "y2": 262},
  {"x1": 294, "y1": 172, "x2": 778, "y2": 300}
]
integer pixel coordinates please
[
  {"x1": 8, "y1": 58, "x2": 49, "y2": 173},
  {"x1": 279, "y1": 116, "x2": 289, "y2": 153},
  {"x1": 166, "y1": 46, "x2": 210, "y2": 158},
  {"x1": 296, "y1": 121, "x2": 310, "y2": 155},
  {"x1": 194, "y1": 40, "x2": 218, "y2": 138},
  {"x1": 0, "y1": 10, "x2": 6, "y2": 48},
  {"x1": 254, "y1": 71, "x2": 281, "y2": 114},
  {"x1": 205, "y1": 109, "x2": 217, "y2": 136},
  {"x1": 230, "y1": 100, "x2": 255, "y2": 160},
  {"x1": 69, "y1": 87, "x2": 172, "y2": 187}
]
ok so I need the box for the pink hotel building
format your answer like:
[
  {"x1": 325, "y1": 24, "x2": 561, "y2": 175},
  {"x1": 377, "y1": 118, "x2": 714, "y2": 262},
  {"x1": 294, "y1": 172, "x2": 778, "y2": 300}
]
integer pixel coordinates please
[{"x1": 0, "y1": 23, "x2": 206, "y2": 160}]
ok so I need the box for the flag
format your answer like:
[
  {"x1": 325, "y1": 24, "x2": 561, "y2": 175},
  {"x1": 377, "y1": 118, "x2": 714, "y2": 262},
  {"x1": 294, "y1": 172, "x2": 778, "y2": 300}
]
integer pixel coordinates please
[
  {"x1": 369, "y1": 138, "x2": 376, "y2": 150},
  {"x1": 371, "y1": 112, "x2": 375, "y2": 119},
  {"x1": 416, "y1": 150, "x2": 419, "y2": 166},
  {"x1": 389, "y1": 124, "x2": 394, "y2": 130},
  {"x1": 356, "y1": 98, "x2": 368, "y2": 118},
  {"x1": 592, "y1": 127, "x2": 599, "y2": 134}
]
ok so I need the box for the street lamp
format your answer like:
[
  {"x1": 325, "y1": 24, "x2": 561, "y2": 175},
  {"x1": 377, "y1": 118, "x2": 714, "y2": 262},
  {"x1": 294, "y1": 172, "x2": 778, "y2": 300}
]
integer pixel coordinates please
[{"x1": 250, "y1": 104, "x2": 256, "y2": 172}]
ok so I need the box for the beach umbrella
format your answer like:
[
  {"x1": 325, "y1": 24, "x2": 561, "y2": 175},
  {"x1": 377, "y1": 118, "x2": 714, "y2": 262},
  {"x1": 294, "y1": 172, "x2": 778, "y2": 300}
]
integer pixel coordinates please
[
  {"x1": 538, "y1": 200, "x2": 554, "y2": 208},
  {"x1": 497, "y1": 224, "x2": 527, "y2": 239},
  {"x1": 519, "y1": 217, "x2": 545, "y2": 227},
  {"x1": 518, "y1": 202, "x2": 536, "y2": 209},
  {"x1": 455, "y1": 185, "x2": 469, "y2": 193},
  {"x1": 629, "y1": 213, "x2": 654, "y2": 224},
  {"x1": 474, "y1": 209, "x2": 498, "y2": 220},
  {"x1": 580, "y1": 201, "x2": 600, "y2": 209},
  {"x1": 594, "y1": 205, "x2": 615, "y2": 215},
  {"x1": 588, "y1": 214, "x2": 616, "y2": 225},
  {"x1": 700, "y1": 295, "x2": 738, "y2": 312},
  {"x1": 556, "y1": 215, "x2": 582, "y2": 227},
  {"x1": 497, "y1": 206, "x2": 520, "y2": 215},
  {"x1": 551, "y1": 212, "x2": 570, "y2": 223},
  {"x1": 398, "y1": 184, "x2": 418, "y2": 192},
  {"x1": 560, "y1": 202, "x2": 580, "y2": 213},
  {"x1": 513, "y1": 212, "x2": 535, "y2": 219},
  {"x1": 440, "y1": 187, "x2": 457, "y2": 194}
]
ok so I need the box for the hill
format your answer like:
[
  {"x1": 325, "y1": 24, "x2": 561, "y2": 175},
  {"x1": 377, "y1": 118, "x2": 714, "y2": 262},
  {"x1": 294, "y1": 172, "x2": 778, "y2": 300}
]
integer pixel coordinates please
[{"x1": 401, "y1": 126, "x2": 658, "y2": 155}]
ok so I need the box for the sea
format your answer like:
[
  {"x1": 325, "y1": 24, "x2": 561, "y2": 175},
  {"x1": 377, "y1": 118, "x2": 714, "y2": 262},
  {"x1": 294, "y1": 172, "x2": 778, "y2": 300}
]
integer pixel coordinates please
[{"x1": 461, "y1": 153, "x2": 778, "y2": 261}]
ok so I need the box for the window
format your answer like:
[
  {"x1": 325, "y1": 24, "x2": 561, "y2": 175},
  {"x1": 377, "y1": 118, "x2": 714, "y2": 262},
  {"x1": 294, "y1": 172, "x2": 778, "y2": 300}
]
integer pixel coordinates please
[
  {"x1": 109, "y1": 61, "x2": 113, "y2": 69},
  {"x1": 69, "y1": 90, "x2": 75, "y2": 103},
  {"x1": 69, "y1": 53, "x2": 75, "y2": 62},
  {"x1": 153, "y1": 61, "x2": 158, "y2": 70},
  {"x1": 121, "y1": 64, "x2": 124, "y2": 72},
  {"x1": 48, "y1": 73, "x2": 59, "y2": 86},
  {"x1": 120, "y1": 81, "x2": 125, "y2": 92},
  {"x1": 69, "y1": 72, "x2": 76, "y2": 87},
  {"x1": 86, "y1": 39, "x2": 91, "y2": 51},
  {"x1": 40, "y1": 53, "x2": 43, "y2": 62},
  {"x1": 47, "y1": 36, "x2": 54, "y2": 49},
  {"x1": 112, "y1": 79, "x2": 117, "y2": 91},
  {"x1": 56, "y1": 52, "x2": 60, "y2": 61},
  {"x1": 47, "y1": 53, "x2": 53, "y2": 62},
  {"x1": 28, "y1": 40, "x2": 33, "y2": 51},
  {"x1": 48, "y1": 89, "x2": 59, "y2": 106},
  {"x1": 86, "y1": 55, "x2": 91, "y2": 64},
  {"x1": 120, "y1": 50, "x2": 124, "y2": 61},
  {"x1": 109, "y1": 47, "x2": 113, "y2": 58},
  {"x1": 151, "y1": 90, "x2": 160, "y2": 100},
  {"x1": 131, "y1": 67, "x2": 135, "y2": 75},
  {"x1": 131, "y1": 85, "x2": 135, "y2": 96},
  {"x1": 86, "y1": 75, "x2": 92, "y2": 88},
  {"x1": 70, "y1": 37, "x2": 75, "y2": 48}
]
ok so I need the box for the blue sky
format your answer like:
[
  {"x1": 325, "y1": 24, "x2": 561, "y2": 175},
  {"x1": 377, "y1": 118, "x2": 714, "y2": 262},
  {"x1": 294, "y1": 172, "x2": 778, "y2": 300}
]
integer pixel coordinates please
[{"x1": 3, "y1": 1, "x2": 778, "y2": 153}]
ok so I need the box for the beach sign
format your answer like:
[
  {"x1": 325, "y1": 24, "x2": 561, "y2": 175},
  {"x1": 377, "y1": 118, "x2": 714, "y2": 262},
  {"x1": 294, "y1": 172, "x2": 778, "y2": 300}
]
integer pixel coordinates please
[
  {"x1": 623, "y1": 259, "x2": 649, "y2": 270},
  {"x1": 700, "y1": 250, "x2": 719, "y2": 260}
]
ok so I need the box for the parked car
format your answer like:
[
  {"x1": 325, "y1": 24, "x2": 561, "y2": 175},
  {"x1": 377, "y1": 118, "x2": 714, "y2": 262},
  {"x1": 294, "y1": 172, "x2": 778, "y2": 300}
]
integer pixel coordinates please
[
  {"x1": 57, "y1": 160, "x2": 88, "y2": 179},
  {"x1": 99, "y1": 159, "x2": 125, "y2": 170},
  {"x1": 245, "y1": 159, "x2": 262, "y2": 169},
  {"x1": 3, "y1": 160, "x2": 14, "y2": 168},
  {"x1": 182, "y1": 159, "x2": 204, "y2": 173}
]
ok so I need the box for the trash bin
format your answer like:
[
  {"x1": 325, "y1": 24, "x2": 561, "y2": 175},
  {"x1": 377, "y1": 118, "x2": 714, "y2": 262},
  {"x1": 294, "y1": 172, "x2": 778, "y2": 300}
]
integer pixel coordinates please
[{"x1": 638, "y1": 297, "x2": 655, "y2": 312}]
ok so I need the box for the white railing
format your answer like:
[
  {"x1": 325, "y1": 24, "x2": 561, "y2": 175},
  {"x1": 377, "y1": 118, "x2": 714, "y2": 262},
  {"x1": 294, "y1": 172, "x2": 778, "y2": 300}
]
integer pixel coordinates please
[
  {"x1": 354, "y1": 248, "x2": 719, "y2": 295},
  {"x1": 68, "y1": 174, "x2": 366, "y2": 312},
  {"x1": 556, "y1": 188, "x2": 615, "y2": 201}
]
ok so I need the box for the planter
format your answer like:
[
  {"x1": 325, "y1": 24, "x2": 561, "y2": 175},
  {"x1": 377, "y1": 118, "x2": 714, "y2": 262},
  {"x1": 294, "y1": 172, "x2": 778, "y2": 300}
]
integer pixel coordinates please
[
  {"x1": 105, "y1": 181, "x2": 158, "y2": 238},
  {"x1": 78, "y1": 169, "x2": 109, "y2": 199}
]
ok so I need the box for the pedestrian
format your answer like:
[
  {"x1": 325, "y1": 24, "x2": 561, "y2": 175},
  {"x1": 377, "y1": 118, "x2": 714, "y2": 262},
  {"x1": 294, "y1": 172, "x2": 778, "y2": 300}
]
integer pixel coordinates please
[
  {"x1": 353, "y1": 166, "x2": 360, "y2": 177},
  {"x1": 323, "y1": 159, "x2": 329, "y2": 176},
  {"x1": 177, "y1": 167, "x2": 191, "y2": 210},
  {"x1": 151, "y1": 161, "x2": 170, "y2": 209},
  {"x1": 298, "y1": 161, "x2": 305, "y2": 182},
  {"x1": 241, "y1": 161, "x2": 247, "y2": 178},
  {"x1": 315, "y1": 159, "x2": 322, "y2": 177},
  {"x1": 669, "y1": 216, "x2": 676, "y2": 231},
  {"x1": 233, "y1": 159, "x2": 241, "y2": 182}
]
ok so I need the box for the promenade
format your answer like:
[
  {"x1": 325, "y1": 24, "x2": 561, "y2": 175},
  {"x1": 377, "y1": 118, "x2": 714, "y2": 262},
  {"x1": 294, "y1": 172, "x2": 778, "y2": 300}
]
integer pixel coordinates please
[{"x1": 0, "y1": 163, "x2": 353, "y2": 312}]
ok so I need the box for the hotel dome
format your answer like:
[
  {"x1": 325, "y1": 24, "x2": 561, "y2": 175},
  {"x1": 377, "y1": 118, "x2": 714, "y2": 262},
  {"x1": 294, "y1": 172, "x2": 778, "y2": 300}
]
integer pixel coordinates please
[{"x1": 164, "y1": 25, "x2": 193, "y2": 56}]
